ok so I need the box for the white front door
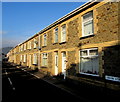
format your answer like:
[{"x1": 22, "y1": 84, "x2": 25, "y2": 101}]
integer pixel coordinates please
[
  {"x1": 29, "y1": 55, "x2": 32, "y2": 68},
  {"x1": 27, "y1": 55, "x2": 29, "y2": 66},
  {"x1": 55, "y1": 52, "x2": 58, "y2": 75},
  {"x1": 62, "y1": 52, "x2": 66, "y2": 79}
]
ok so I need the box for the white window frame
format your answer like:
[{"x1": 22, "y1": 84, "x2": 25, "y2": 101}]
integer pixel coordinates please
[
  {"x1": 82, "y1": 11, "x2": 94, "y2": 37},
  {"x1": 24, "y1": 43, "x2": 26, "y2": 50},
  {"x1": 20, "y1": 55, "x2": 22, "y2": 62},
  {"x1": 27, "y1": 42, "x2": 29, "y2": 49},
  {"x1": 21, "y1": 45, "x2": 23, "y2": 51},
  {"x1": 33, "y1": 53, "x2": 37, "y2": 65},
  {"x1": 38, "y1": 35, "x2": 41, "y2": 49},
  {"x1": 23, "y1": 54, "x2": 26, "y2": 62},
  {"x1": 54, "y1": 27, "x2": 58, "y2": 43},
  {"x1": 19, "y1": 47, "x2": 21, "y2": 52},
  {"x1": 61, "y1": 24, "x2": 66, "y2": 42},
  {"x1": 34, "y1": 38, "x2": 37, "y2": 48},
  {"x1": 43, "y1": 34, "x2": 47, "y2": 46},
  {"x1": 42, "y1": 53, "x2": 48, "y2": 66},
  {"x1": 29, "y1": 41, "x2": 31, "y2": 49},
  {"x1": 79, "y1": 48, "x2": 99, "y2": 76}
]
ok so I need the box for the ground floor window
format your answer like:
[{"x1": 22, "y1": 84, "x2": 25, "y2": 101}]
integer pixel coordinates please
[
  {"x1": 42, "y1": 53, "x2": 47, "y2": 66},
  {"x1": 23, "y1": 55, "x2": 26, "y2": 62},
  {"x1": 80, "y1": 48, "x2": 99, "y2": 76},
  {"x1": 33, "y1": 54, "x2": 37, "y2": 65},
  {"x1": 20, "y1": 55, "x2": 23, "y2": 62}
]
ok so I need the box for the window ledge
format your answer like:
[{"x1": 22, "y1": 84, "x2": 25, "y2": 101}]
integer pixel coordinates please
[
  {"x1": 41, "y1": 66, "x2": 47, "y2": 68},
  {"x1": 80, "y1": 34, "x2": 94, "y2": 40},
  {"x1": 59, "y1": 41, "x2": 66, "y2": 45},
  {"x1": 76, "y1": 73, "x2": 102, "y2": 81},
  {"x1": 42, "y1": 46, "x2": 47, "y2": 48},
  {"x1": 32, "y1": 64, "x2": 38, "y2": 66},
  {"x1": 53, "y1": 42, "x2": 59, "y2": 45}
]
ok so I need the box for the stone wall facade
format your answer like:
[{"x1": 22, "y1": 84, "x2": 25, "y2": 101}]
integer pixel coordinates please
[{"x1": 7, "y1": 1, "x2": 120, "y2": 90}]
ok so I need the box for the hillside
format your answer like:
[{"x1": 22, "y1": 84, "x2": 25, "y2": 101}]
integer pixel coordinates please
[{"x1": 0, "y1": 47, "x2": 13, "y2": 55}]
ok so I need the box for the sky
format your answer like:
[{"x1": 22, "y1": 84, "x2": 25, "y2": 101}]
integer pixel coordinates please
[
  {"x1": 2, "y1": 1, "x2": 87, "y2": 48},
  {"x1": 2, "y1": 0, "x2": 89, "y2": 2}
]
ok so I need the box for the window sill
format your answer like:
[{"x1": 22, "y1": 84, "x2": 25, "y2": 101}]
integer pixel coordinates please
[
  {"x1": 42, "y1": 46, "x2": 47, "y2": 48},
  {"x1": 41, "y1": 66, "x2": 47, "y2": 68},
  {"x1": 33, "y1": 64, "x2": 38, "y2": 66},
  {"x1": 80, "y1": 72, "x2": 99, "y2": 77},
  {"x1": 59, "y1": 41, "x2": 66, "y2": 45},
  {"x1": 80, "y1": 34, "x2": 94, "y2": 40},
  {"x1": 27, "y1": 49, "x2": 31, "y2": 50},
  {"x1": 53, "y1": 42, "x2": 59, "y2": 45},
  {"x1": 76, "y1": 73, "x2": 103, "y2": 81}
]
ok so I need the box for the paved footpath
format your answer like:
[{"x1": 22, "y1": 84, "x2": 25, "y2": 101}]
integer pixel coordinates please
[{"x1": 2, "y1": 62, "x2": 120, "y2": 102}]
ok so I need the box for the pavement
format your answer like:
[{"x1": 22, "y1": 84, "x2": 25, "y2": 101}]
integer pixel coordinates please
[
  {"x1": 20, "y1": 66, "x2": 120, "y2": 102},
  {"x1": 2, "y1": 61, "x2": 120, "y2": 102}
]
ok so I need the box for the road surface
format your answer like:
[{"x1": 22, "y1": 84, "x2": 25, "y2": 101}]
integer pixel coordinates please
[{"x1": 2, "y1": 63, "x2": 85, "y2": 102}]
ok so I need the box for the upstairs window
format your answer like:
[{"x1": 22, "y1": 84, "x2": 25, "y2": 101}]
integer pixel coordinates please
[
  {"x1": 24, "y1": 43, "x2": 26, "y2": 50},
  {"x1": 61, "y1": 24, "x2": 66, "y2": 42},
  {"x1": 82, "y1": 11, "x2": 94, "y2": 37},
  {"x1": 27, "y1": 42, "x2": 29, "y2": 49},
  {"x1": 29, "y1": 41, "x2": 31, "y2": 49},
  {"x1": 38, "y1": 35, "x2": 41, "y2": 49},
  {"x1": 21, "y1": 45, "x2": 23, "y2": 51},
  {"x1": 54, "y1": 27, "x2": 58, "y2": 43},
  {"x1": 34, "y1": 38, "x2": 37, "y2": 48},
  {"x1": 43, "y1": 34, "x2": 47, "y2": 46},
  {"x1": 19, "y1": 47, "x2": 21, "y2": 52}
]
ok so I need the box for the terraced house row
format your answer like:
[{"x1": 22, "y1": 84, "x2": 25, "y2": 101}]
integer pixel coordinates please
[{"x1": 7, "y1": 0, "x2": 120, "y2": 90}]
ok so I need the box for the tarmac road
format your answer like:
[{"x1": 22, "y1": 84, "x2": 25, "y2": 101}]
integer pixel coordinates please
[
  {"x1": 2, "y1": 62, "x2": 120, "y2": 102},
  {"x1": 2, "y1": 63, "x2": 85, "y2": 102}
]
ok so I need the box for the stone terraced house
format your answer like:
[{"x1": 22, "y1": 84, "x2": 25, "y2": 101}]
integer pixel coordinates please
[{"x1": 7, "y1": 0, "x2": 120, "y2": 90}]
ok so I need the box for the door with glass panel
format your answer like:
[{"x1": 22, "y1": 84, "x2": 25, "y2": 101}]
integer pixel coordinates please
[
  {"x1": 62, "y1": 52, "x2": 67, "y2": 79},
  {"x1": 29, "y1": 54, "x2": 32, "y2": 68},
  {"x1": 54, "y1": 52, "x2": 58, "y2": 75}
]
